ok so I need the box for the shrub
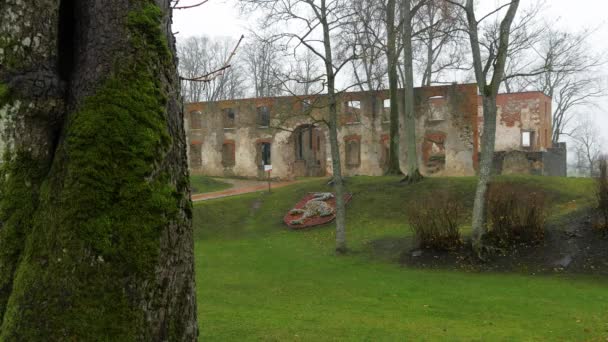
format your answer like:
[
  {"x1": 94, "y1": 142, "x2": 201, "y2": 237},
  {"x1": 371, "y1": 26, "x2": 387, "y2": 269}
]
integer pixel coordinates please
[
  {"x1": 596, "y1": 156, "x2": 608, "y2": 236},
  {"x1": 406, "y1": 190, "x2": 464, "y2": 250},
  {"x1": 485, "y1": 182, "x2": 547, "y2": 247}
]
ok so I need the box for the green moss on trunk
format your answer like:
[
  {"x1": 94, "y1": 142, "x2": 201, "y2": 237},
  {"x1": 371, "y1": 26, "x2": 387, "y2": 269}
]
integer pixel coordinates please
[
  {"x1": 0, "y1": 152, "x2": 48, "y2": 322},
  {"x1": 0, "y1": 83, "x2": 9, "y2": 104},
  {"x1": 0, "y1": 2, "x2": 186, "y2": 339}
]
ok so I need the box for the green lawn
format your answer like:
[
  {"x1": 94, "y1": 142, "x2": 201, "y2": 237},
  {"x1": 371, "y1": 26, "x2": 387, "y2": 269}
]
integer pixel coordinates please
[
  {"x1": 190, "y1": 175, "x2": 232, "y2": 194},
  {"x1": 193, "y1": 176, "x2": 608, "y2": 341}
]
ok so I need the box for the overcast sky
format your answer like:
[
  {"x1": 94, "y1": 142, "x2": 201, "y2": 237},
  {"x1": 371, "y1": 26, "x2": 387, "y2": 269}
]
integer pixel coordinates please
[{"x1": 172, "y1": 0, "x2": 608, "y2": 147}]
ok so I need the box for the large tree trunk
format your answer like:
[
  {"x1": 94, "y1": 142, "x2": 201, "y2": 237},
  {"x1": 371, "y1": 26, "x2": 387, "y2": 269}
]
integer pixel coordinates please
[
  {"x1": 385, "y1": 0, "x2": 402, "y2": 175},
  {"x1": 0, "y1": 0, "x2": 197, "y2": 340},
  {"x1": 401, "y1": 0, "x2": 423, "y2": 183}
]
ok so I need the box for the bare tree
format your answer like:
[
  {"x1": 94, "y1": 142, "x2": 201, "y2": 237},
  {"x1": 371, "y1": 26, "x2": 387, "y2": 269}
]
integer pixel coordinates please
[
  {"x1": 178, "y1": 35, "x2": 208, "y2": 102},
  {"x1": 355, "y1": 0, "x2": 458, "y2": 177},
  {"x1": 401, "y1": 0, "x2": 427, "y2": 183},
  {"x1": 349, "y1": 0, "x2": 388, "y2": 92},
  {"x1": 178, "y1": 35, "x2": 248, "y2": 101},
  {"x1": 243, "y1": 33, "x2": 285, "y2": 97},
  {"x1": 240, "y1": 0, "x2": 357, "y2": 253},
  {"x1": 413, "y1": 0, "x2": 465, "y2": 86},
  {"x1": 572, "y1": 117, "x2": 604, "y2": 177},
  {"x1": 449, "y1": 0, "x2": 521, "y2": 253},
  {"x1": 498, "y1": 22, "x2": 606, "y2": 144},
  {"x1": 280, "y1": 48, "x2": 324, "y2": 96},
  {"x1": 0, "y1": 0, "x2": 196, "y2": 339},
  {"x1": 490, "y1": 3, "x2": 546, "y2": 93},
  {"x1": 534, "y1": 28, "x2": 605, "y2": 143},
  {"x1": 384, "y1": 0, "x2": 402, "y2": 174}
]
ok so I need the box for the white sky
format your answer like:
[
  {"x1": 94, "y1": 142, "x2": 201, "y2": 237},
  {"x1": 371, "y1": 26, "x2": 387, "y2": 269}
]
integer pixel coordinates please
[{"x1": 172, "y1": 0, "x2": 608, "y2": 148}]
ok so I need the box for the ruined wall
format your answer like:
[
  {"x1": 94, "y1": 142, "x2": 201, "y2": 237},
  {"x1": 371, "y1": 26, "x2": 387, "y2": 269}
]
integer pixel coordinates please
[
  {"x1": 543, "y1": 144, "x2": 568, "y2": 176},
  {"x1": 186, "y1": 96, "x2": 320, "y2": 180},
  {"x1": 493, "y1": 151, "x2": 543, "y2": 176},
  {"x1": 184, "y1": 84, "x2": 480, "y2": 180},
  {"x1": 492, "y1": 143, "x2": 567, "y2": 177},
  {"x1": 479, "y1": 92, "x2": 553, "y2": 152},
  {"x1": 404, "y1": 84, "x2": 479, "y2": 177}
]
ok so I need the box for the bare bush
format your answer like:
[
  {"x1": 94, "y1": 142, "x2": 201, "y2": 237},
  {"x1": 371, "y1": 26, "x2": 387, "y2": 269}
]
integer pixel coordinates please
[
  {"x1": 406, "y1": 190, "x2": 464, "y2": 250},
  {"x1": 485, "y1": 182, "x2": 547, "y2": 247}
]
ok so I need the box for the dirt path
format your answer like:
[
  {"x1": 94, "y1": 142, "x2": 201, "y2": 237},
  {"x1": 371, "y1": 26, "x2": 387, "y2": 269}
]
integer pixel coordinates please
[{"x1": 192, "y1": 178, "x2": 299, "y2": 202}]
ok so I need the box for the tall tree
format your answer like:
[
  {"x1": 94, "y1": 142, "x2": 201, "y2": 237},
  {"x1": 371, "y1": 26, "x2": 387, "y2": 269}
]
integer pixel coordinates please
[
  {"x1": 452, "y1": 0, "x2": 520, "y2": 253},
  {"x1": 240, "y1": 0, "x2": 355, "y2": 253},
  {"x1": 401, "y1": 0, "x2": 426, "y2": 183},
  {"x1": 350, "y1": 0, "x2": 387, "y2": 92},
  {"x1": 384, "y1": 0, "x2": 403, "y2": 174},
  {"x1": 0, "y1": 0, "x2": 197, "y2": 339}
]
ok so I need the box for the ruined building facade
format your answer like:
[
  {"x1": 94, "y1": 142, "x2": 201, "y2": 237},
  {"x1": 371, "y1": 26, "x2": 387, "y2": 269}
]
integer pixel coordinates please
[{"x1": 184, "y1": 83, "x2": 566, "y2": 180}]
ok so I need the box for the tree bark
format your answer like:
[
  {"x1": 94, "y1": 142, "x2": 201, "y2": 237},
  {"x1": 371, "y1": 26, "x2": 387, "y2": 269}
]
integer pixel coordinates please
[
  {"x1": 401, "y1": 0, "x2": 423, "y2": 183},
  {"x1": 320, "y1": 0, "x2": 347, "y2": 254},
  {"x1": 465, "y1": 0, "x2": 520, "y2": 253},
  {"x1": 0, "y1": 0, "x2": 197, "y2": 340},
  {"x1": 385, "y1": 0, "x2": 402, "y2": 175},
  {"x1": 470, "y1": 95, "x2": 497, "y2": 247}
]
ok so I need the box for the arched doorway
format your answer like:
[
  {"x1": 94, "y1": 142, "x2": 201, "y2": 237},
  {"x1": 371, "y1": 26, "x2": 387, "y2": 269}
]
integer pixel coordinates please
[{"x1": 292, "y1": 125, "x2": 326, "y2": 177}]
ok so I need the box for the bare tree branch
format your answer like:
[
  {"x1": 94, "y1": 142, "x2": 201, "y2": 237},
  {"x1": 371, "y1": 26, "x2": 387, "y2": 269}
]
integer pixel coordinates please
[
  {"x1": 180, "y1": 35, "x2": 245, "y2": 83},
  {"x1": 172, "y1": 0, "x2": 210, "y2": 9}
]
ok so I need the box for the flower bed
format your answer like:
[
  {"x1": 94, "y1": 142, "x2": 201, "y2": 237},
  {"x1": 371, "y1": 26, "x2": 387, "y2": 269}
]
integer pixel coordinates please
[{"x1": 284, "y1": 193, "x2": 353, "y2": 229}]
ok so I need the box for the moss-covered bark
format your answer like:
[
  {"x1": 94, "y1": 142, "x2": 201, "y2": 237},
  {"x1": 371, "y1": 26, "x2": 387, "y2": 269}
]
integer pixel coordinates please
[{"x1": 0, "y1": 0, "x2": 196, "y2": 340}]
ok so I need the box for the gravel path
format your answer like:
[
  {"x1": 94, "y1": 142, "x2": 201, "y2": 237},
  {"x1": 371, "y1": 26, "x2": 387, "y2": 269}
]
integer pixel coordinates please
[{"x1": 191, "y1": 178, "x2": 299, "y2": 202}]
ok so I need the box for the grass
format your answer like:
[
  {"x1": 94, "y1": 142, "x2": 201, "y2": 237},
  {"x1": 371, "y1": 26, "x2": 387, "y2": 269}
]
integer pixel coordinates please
[
  {"x1": 190, "y1": 175, "x2": 232, "y2": 194},
  {"x1": 193, "y1": 176, "x2": 608, "y2": 341}
]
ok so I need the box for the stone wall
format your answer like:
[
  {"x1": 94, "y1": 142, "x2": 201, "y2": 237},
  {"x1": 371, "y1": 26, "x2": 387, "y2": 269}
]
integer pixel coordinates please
[
  {"x1": 185, "y1": 86, "x2": 558, "y2": 180},
  {"x1": 185, "y1": 83, "x2": 480, "y2": 180},
  {"x1": 406, "y1": 84, "x2": 479, "y2": 177},
  {"x1": 479, "y1": 92, "x2": 553, "y2": 152},
  {"x1": 185, "y1": 85, "x2": 477, "y2": 179},
  {"x1": 492, "y1": 143, "x2": 567, "y2": 177},
  {"x1": 543, "y1": 143, "x2": 568, "y2": 176}
]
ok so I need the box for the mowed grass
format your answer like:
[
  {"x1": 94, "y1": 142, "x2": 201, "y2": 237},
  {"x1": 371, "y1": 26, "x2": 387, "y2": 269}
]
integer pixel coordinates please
[
  {"x1": 190, "y1": 175, "x2": 232, "y2": 194},
  {"x1": 193, "y1": 176, "x2": 608, "y2": 341}
]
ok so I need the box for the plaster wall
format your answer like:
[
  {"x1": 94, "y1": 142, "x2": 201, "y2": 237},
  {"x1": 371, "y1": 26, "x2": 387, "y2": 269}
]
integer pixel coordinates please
[
  {"x1": 478, "y1": 92, "x2": 553, "y2": 152},
  {"x1": 185, "y1": 84, "x2": 515, "y2": 180}
]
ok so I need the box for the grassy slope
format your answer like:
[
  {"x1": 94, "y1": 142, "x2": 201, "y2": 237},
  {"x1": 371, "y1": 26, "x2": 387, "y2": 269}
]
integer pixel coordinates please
[
  {"x1": 190, "y1": 175, "x2": 232, "y2": 194},
  {"x1": 193, "y1": 176, "x2": 608, "y2": 341}
]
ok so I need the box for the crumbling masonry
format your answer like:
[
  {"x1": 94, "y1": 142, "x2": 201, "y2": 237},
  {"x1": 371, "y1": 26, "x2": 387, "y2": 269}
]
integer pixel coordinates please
[{"x1": 184, "y1": 83, "x2": 566, "y2": 179}]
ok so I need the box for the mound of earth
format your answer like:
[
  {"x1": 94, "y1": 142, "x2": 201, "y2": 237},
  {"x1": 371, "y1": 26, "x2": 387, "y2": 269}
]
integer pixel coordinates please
[{"x1": 375, "y1": 209, "x2": 608, "y2": 275}]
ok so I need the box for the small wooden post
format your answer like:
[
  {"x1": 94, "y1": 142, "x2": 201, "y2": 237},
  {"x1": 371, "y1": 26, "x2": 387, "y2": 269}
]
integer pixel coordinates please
[{"x1": 264, "y1": 165, "x2": 273, "y2": 193}]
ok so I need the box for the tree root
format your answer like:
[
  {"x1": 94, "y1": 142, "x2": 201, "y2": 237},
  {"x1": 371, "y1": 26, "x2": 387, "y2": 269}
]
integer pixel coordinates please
[
  {"x1": 384, "y1": 166, "x2": 403, "y2": 176},
  {"x1": 400, "y1": 169, "x2": 423, "y2": 184}
]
